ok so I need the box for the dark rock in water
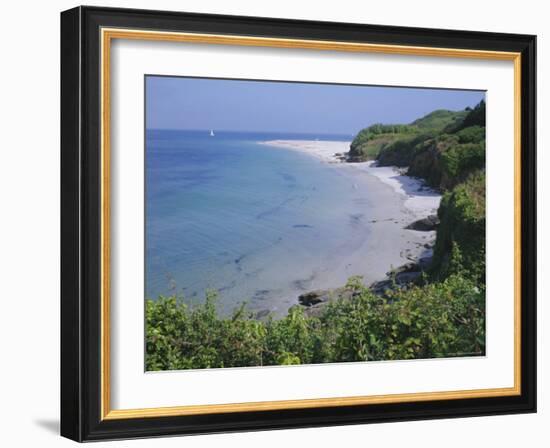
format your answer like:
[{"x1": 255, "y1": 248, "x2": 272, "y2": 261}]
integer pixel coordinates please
[
  {"x1": 298, "y1": 290, "x2": 330, "y2": 307},
  {"x1": 298, "y1": 256, "x2": 431, "y2": 316},
  {"x1": 293, "y1": 273, "x2": 317, "y2": 291},
  {"x1": 334, "y1": 153, "x2": 347, "y2": 161},
  {"x1": 255, "y1": 309, "x2": 271, "y2": 319},
  {"x1": 375, "y1": 259, "x2": 430, "y2": 293},
  {"x1": 395, "y1": 271, "x2": 422, "y2": 285},
  {"x1": 405, "y1": 215, "x2": 440, "y2": 231},
  {"x1": 253, "y1": 289, "x2": 271, "y2": 301},
  {"x1": 388, "y1": 262, "x2": 418, "y2": 276},
  {"x1": 370, "y1": 279, "x2": 393, "y2": 295},
  {"x1": 299, "y1": 286, "x2": 356, "y2": 309},
  {"x1": 370, "y1": 271, "x2": 421, "y2": 294},
  {"x1": 418, "y1": 256, "x2": 433, "y2": 269},
  {"x1": 299, "y1": 287, "x2": 358, "y2": 317},
  {"x1": 218, "y1": 280, "x2": 237, "y2": 292}
]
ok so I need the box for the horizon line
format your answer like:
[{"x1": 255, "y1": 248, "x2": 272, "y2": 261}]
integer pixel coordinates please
[{"x1": 146, "y1": 128, "x2": 357, "y2": 135}]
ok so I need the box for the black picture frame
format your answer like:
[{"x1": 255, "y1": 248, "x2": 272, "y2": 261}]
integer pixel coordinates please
[{"x1": 61, "y1": 5, "x2": 536, "y2": 442}]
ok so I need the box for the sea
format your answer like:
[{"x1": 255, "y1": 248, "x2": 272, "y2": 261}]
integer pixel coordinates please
[{"x1": 145, "y1": 129, "x2": 376, "y2": 316}]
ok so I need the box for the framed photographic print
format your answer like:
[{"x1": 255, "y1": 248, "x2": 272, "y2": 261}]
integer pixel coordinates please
[{"x1": 60, "y1": 6, "x2": 536, "y2": 442}]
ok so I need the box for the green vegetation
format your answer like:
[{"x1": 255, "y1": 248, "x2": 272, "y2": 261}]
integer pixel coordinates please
[
  {"x1": 431, "y1": 172, "x2": 486, "y2": 284},
  {"x1": 412, "y1": 108, "x2": 468, "y2": 130},
  {"x1": 146, "y1": 274, "x2": 485, "y2": 370},
  {"x1": 349, "y1": 101, "x2": 486, "y2": 191},
  {"x1": 348, "y1": 124, "x2": 416, "y2": 161},
  {"x1": 145, "y1": 100, "x2": 487, "y2": 370},
  {"x1": 348, "y1": 108, "x2": 469, "y2": 163},
  {"x1": 379, "y1": 100, "x2": 485, "y2": 190},
  {"x1": 376, "y1": 131, "x2": 438, "y2": 167}
]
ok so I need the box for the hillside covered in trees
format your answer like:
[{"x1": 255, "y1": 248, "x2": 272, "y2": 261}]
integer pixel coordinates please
[{"x1": 349, "y1": 101, "x2": 485, "y2": 189}]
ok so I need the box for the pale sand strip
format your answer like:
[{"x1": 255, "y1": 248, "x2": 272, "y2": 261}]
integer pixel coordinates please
[
  {"x1": 260, "y1": 140, "x2": 349, "y2": 163},
  {"x1": 354, "y1": 161, "x2": 442, "y2": 220}
]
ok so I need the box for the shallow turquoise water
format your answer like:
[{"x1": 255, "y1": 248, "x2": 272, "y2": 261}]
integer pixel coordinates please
[{"x1": 146, "y1": 130, "x2": 375, "y2": 314}]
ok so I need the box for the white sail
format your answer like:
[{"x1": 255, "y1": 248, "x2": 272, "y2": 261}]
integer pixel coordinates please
[{"x1": 210, "y1": 129, "x2": 215, "y2": 137}]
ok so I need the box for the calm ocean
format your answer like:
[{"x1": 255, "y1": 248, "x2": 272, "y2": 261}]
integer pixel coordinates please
[{"x1": 145, "y1": 129, "x2": 375, "y2": 315}]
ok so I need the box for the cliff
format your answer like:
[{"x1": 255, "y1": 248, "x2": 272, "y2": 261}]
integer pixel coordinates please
[
  {"x1": 349, "y1": 100, "x2": 486, "y2": 284},
  {"x1": 349, "y1": 102, "x2": 485, "y2": 191},
  {"x1": 377, "y1": 101, "x2": 485, "y2": 191}
]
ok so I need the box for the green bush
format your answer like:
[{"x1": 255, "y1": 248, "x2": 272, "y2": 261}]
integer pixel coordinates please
[
  {"x1": 456, "y1": 100, "x2": 485, "y2": 131},
  {"x1": 146, "y1": 292, "x2": 267, "y2": 370},
  {"x1": 456, "y1": 125, "x2": 485, "y2": 144},
  {"x1": 146, "y1": 273, "x2": 485, "y2": 371},
  {"x1": 411, "y1": 109, "x2": 468, "y2": 130},
  {"x1": 351, "y1": 123, "x2": 415, "y2": 147},
  {"x1": 431, "y1": 172, "x2": 486, "y2": 283},
  {"x1": 377, "y1": 131, "x2": 439, "y2": 167},
  {"x1": 368, "y1": 102, "x2": 486, "y2": 190},
  {"x1": 318, "y1": 275, "x2": 485, "y2": 361},
  {"x1": 349, "y1": 104, "x2": 480, "y2": 163},
  {"x1": 440, "y1": 142, "x2": 485, "y2": 185},
  {"x1": 348, "y1": 124, "x2": 417, "y2": 161}
]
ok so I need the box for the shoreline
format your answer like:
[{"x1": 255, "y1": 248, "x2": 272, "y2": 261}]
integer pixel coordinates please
[
  {"x1": 260, "y1": 139, "x2": 442, "y2": 310},
  {"x1": 259, "y1": 140, "x2": 350, "y2": 163},
  {"x1": 262, "y1": 139, "x2": 441, "y2": 220}
]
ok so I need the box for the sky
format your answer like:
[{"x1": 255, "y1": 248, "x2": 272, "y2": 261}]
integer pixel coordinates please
[{"x1": 146, "y1": 76, "x2": 485, "y2": 135}]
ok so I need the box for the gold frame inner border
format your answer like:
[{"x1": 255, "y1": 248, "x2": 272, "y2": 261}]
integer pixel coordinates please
[{"x1": 100, "y1": 27, "x2": 522, "y2": 421}]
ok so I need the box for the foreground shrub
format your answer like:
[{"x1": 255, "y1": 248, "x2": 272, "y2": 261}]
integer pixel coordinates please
[{"x1": 146, "y1": 274, "x2": 485, "y2": 371}]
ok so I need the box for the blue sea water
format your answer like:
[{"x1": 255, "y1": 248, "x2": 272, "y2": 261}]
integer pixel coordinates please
[{"x1": 145, "y1": 129, "x2": 375, "y2": 315}]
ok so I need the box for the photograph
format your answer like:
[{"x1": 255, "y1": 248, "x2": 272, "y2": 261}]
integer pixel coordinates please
[
  {"x1": 144, "y1": 76, "x2": 487, "y2": 371},
  {"x1": 56, "y1": 4, "x2": 537, "y2": 442}
]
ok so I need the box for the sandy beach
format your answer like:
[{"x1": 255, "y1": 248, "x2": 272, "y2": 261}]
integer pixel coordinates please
[
  {"x1": 259, "y1": 140, "x2": 350, "y2": 162},
  {"x1": 262, "y1": 139, "x2": 441, "y2": 220},
  {"x1": 261, "y1": 139, "x2": 442, "y2": 294}
]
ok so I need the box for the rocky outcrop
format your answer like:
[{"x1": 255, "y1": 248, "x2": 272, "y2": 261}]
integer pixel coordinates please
[
  {"x1": 298, "y1": 255, "x2": 433, "y2": 316},
  {"x1": 405, "y1": 215, "x2": 440, "y2": 231},
  {"x1": 299, "y1": 287, "x2": 355, "y2": 306},
  {"x1": 298, "y1": 290, "x2": 330, "y2": 306},
  {"x1": 369, "y1": 259, "x2": 430, "y2": 295},
  {"x1": 298, "y1": 287, "x2": 358, "y2": 317}
]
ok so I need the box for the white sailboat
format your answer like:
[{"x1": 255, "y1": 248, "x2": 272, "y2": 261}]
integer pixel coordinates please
[{"x1": 209, "y1": 129, "x2": 215, "y2": 137}]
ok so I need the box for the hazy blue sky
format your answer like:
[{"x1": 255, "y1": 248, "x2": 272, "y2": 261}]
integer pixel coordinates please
[{"x1": 146, "y1": 76, "x2": 485, "y2": 135}]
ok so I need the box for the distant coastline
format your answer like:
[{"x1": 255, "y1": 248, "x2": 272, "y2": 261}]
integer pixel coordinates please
[{"x1": 258, "y1": 139, "x2": 350, "y2": 163}]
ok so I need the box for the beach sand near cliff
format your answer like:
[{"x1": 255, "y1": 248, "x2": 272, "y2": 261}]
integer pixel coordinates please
[
  {"x1": 260, "y1": 139, "x2": 442, "y2": 296},
  {"x1": 259, "y1": 140, "x2": 350, "y2": 162},
  {"x1": 355, "y1": 161, "x2": 441, "y2": 219}
]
